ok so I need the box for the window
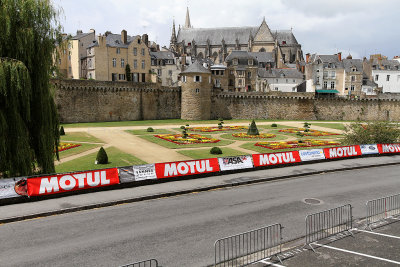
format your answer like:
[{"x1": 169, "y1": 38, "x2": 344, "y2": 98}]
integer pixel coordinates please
[
  {"x1": 195, "y1": 75, "x2": 201, "y2": 82},
  {"x1": 58, "y1": 59, "x2": 61, "y2": 65},
  {"x1": 229, "y1": 79, "x2": 234, "y2": 86},
  {"x1": 387, "y1": 75, "x2": 390, "y2": 81},
  {"x1": 121, "y1": 59, "x2": 125, "y2": 68},
  {"x1": 323, "y1": 81, "x2": 327, "y2": 89},
  {"x1": 157, "y1": 69, "x2": 162, "y2": 76},
  {"x1": 134, "y1": 60, "x2": 138, "y2": 69},
  {"x1": 209, "y1": 76, "x2": 211, "y2": 83},
  {"x1": 276, "y1": 79, "x2": 278, "y2": 82},
  {"x1": 330, "y1": 81, "x2": 335, "y2": 89},
  {"x1": 351, "y1": 76, "x2": 355, "y2": 82},
  {"x1": 182, "y1": 76, "x2": 186, "y2": 82},
  {"x1": 133, "y1": 48, "x2": 137, "y2": 56},
  {"x1": 89, "y1": 73, "x2": 92, "y2": 79},
  {"x1": 248, "y1": 72, "x2": 252, "y2": 79},
  {"x1": 286, "y1": 79, "x2": 288, "y2": 83},
  {"x1": 88, "y1": 59, "x2": 92, "y2": 68},
  {"x1": 238, "y1": 79, "x2": 243, "y2": 86},
  {"x1": 351, "y1": 85, "x2": 355, "y2": 91},
  {"x1": 397, "y1": 75, "x2": 400, "y2": 82},
  {"x1": 168, "y1": 70, "x2": 173, "y2": 76},
  {"x1": 237, "y1": 70, "x2": 243, "y2": 76},
  {"x1": 141, "y1": 60, "x2": 145, "y2": 69},
  {"x1": 352, "y1": 67, "x2": 357, "y2": 72},
  {"x1": 323, "y1": 71, "x2": 328, "y2": 78},
  {"x1": 330, "y1": 71, "x2": 336, "y2": 78},
  {"x1": 141, "y1": 48, "x2": 145, "y2": 56},
  {"x1": 233, "y1": 59, "x2": 238, "y2": 65},
  {"x1": 138, "y1": 39, "x2": 141, "y2": 44},
  {"x1": 274, "y1": 87, "x2": 278, "y2": 91},
  {"x1": 116, "y1": 48, "x2": 120, "y2": 54},
  {"x1": 63, "y1": 49, "x2": 66, "y2": 55},
  {"x1": 119, "y1": 74, "x2": 125, "y2": 80},
  {"x1": 293, "y1": 79, "x2": 296, "y2": 83},
  {"x1": 292, "y1": 88, "x2": 296, "y2": 92},
  {"x1": 248, "y1": 59, "x2": 253, "y2": 65},
  {"x1": 230, "y1": 70, "x2": 234, "y2": 75},
  {"x1": 112, "y1": 58, "x2": 116, "y2": 67},
  {"x1": 375, "y1": 75, "x2": 379, "y2": 81},
  {"x1": 195, "y1": 88, "x2": 200, "y2": 93}
]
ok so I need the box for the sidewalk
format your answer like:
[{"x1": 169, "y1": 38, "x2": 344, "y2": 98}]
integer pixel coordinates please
[{"x1": 2, "y1": 154, "x2": 400, "y2": 223}]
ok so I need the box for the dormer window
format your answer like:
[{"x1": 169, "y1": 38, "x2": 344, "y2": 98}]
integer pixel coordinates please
[
  {"x1": 282, "y1": 41, "x2": 286, "y2": 45},
  {"x1": 233, "y1": 59, "x2": 238, "y2": 65},
  {"x1": 352, "y1": 67, "x2": 357, "y2": 72},
  {"x1": 248, "y1": 59, "x2": 253, "y2": 65}
]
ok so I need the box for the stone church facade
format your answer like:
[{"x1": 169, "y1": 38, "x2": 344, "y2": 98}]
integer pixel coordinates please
[{"x1": 170, "y1": 8, "x2": 304, "y2": 65}]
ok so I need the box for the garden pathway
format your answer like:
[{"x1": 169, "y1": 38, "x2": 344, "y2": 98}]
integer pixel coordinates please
[{"x1": 55, "y1": 144, "x2": 112, "y2": 165}]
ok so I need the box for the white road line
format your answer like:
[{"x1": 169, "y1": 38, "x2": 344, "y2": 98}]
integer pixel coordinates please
[
  {"x1": 313, "y1": 243, "x2": 400, "y2": 265},
  {"x1": 355, "y1": 228, "x2": 400, "y2": 240},
  {"x1": 259, "y1": 259, "x2": 286, "y2": 267}
]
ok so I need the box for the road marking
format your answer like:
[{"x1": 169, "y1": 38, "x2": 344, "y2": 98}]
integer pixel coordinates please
[
  {"x1": 313, "y1": 243, "x2": 400, "y2": 265},
  {"x1": 259, "y1": 259, "x2": 286, "y2": 267},
  {"x1": 355, "y1": 228, "x2": 400, "y2": 240}
]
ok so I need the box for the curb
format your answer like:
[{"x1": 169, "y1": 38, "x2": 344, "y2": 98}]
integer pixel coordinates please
[{"x1": 2, "y1": 159, "x2": 400, "y2": 224}]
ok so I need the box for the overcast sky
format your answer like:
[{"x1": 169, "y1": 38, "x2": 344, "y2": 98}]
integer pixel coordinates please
[{"x1": 55, "y1": 0, "x2": 399, "y2": 59}]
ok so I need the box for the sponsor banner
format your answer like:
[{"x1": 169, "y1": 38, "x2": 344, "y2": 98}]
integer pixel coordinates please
[
  {"x1": 0, "y1": 177, "x2": 28, "y2": 199},
  {"x1": 252, "y1": 151, "x2": 301, "y2": 167},
  {"x1": 155, "y1": 158, "x2": 220, "y2": 179},
  {"x1": 324, "y1": 145, "x2": 362, "y2": 159},
  {"x1": 118, "y1": 164, "x2": 157, "y2": 183},
  {"x1": 218, "y1": 155, "x2": 254, "y2": 171},
  {"x1": 377, "y1": 143, "x2": 400, "y2": 154},
  {"x1": 360, "y1": 144, "x2": 379, "y2": 155},
  {"x1": 27, "y1": 168, "x2": 119, "y2": 196},
  {"x1": 299, "y1": 149, "x2": 326, "y2": 161}
]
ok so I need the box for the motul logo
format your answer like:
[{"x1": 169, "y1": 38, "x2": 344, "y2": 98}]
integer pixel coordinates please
[
  {"x1": 39, "y1": 171, "x2": 110, "y2": 194},
  {"x1": 164, "y1": 160, "x2": 213, "y2": 177},
  {"x1": 328, "y1": 146, "x2": 359, "y2": 158},
  {"x1": 382, "y1": 144, "x2": 400, "y2": 153},
  {"x1": 259, "y1": 152, "x2": 296, "y2": 165}
]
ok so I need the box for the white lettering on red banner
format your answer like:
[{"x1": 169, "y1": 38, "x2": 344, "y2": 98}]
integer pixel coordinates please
[
  {"x1": 155, "y1": 158, "x2": 220, "y2": 179},
  {"x1": 252, "y1": 151, "x2": 301, "y2": 167},
  {"x1": 27, "y1": 168, "x2": 119, "y2": 196},
  {"x1": 324, "y1": 146, "x2": 361, "y2": 159},
  {"x1": 378, "y1": 144, "x2": 400, "y2": 154}
]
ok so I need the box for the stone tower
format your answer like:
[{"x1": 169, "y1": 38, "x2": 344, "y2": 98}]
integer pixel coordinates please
[{"x1": 180, "y1": 61, "x2": 212, "y2": 120}]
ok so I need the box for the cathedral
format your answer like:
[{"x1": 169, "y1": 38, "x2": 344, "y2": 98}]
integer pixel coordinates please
[{"x1": 170, "y1": 7, "x2": 303, "y2": 65}]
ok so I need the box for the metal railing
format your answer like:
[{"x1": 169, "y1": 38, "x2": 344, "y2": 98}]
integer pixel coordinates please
[
  {"x1": 305, "y1": 204, "x2": 353, "y2": 247},
  {"x1": 366, "y1": 193, "x2": 400, "y2": 229},
  {"x1": 119, "y1": 259, "x2": 159, "y2": 267},
  {"x1": 214, "y1": 223, "x2": 283, "y2": 267}
]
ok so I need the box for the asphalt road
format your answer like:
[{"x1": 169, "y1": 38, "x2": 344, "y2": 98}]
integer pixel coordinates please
[{"x1": 1, "y1": 165, "x2": 400, "y2": 267}]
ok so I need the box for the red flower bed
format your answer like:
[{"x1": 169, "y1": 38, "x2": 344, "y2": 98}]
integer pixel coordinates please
[
  {"x1": 58, "y1": 142, "x2": 81, "y2": 152},
  {"x1": 279, "y1": 128, "x2": 340, "y2": 136},
  {"x1": 155, "y1": 134, "x2": 220, "y2": 145},
  {"x1": 188, "y1": 126, "x2": 248, "y2": 132},
  {"x1": 255, "y1": 139, "x2": 340, "y2": 150},
  {"x1": 232, "y1": 133, "x2": 276, "y2": 139}
]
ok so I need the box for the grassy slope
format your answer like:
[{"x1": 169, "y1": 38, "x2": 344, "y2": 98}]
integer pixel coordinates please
[
  {"x1": 60, "y1": 132, "x2": 104, "y2": 143},
  {"x1": 137, "y1": 135, "x2": 234, "y2": 149},
  {"x1": 177, "y1": 147, "x2": 248, "y2": 160},
  {"x1": 126, "y1": 129, "x2": 176, "y2": 135}
]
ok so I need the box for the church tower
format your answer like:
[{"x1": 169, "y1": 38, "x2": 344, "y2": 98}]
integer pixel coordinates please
[
  {"x1": 170, "y1": 19, "x2": 177, "y2": 52},
  {"x1": 184, "y1": 7, "x2": 192, "y2": 29}
]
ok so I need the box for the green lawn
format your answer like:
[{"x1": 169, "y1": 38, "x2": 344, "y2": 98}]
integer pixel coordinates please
[
  {"x1": 55, "y1": 146, "x2": 147, "y2": 173},
  {"x1": 258, "y1": 124, "x2": 295, "y2": 129},
  {"x1": 126, "y1": 129, "x2": 176, "y2": 135},
  {"x1": 57, "y1": 143, "x2": 100, "y2": 159},
  {"x1": 311, "y1": 123, "x2": 346, "y2": 131},
  {"x1": 178, "y1": 147, "x2": 248, "y2": 160},
  {"x1": 219, "y1": 133, "x2": 290, "y2": 141},
  {"x1": 138, "y1": 135, "x2": 234, "y2": 149},
  {"x1": 240, "y1": 142, "x2": 341, "y2": 154},
  {"x1": 60, "y1": 132, "x2": 104, "y2": 143}
]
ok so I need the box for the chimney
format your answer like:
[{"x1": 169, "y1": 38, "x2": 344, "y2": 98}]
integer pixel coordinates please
[
  {"x1": 77, "y1": 30, "x2": 83, "y2": 35},
  {"x1": 121, "y1": 30, "x2": 127, "y2": 44},
  {"x1": 142, "y1": 34, "x2": 149, "y2": 46},
  {"x1": 306, "y1": 53, "x2": 310, "y2": 63},
  {"x1": 156, "y1": 44, "x2": 160, "y2": 51},
  {"x1": 90, "y1": 29, "x2": 95, "y2": 34},
  {"x1": 98, "y1": 35, "x2": 106, "y2": 47},
  {"x1": 337, "y1": 52, "x2": 342, "y2": 61}
]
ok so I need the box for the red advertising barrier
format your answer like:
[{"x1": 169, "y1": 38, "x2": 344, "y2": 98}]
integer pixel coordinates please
[
  {"x1": 27, "y1": 168, "x2": 119, "y2": 196},
  {"x1": 323, "y1": 145, "x2": 362, "y2": 159},
  {"x1": 377, "y1": 143, "x2": 400, "y2": 154},
  {"x1": 252, "y1": 151, "x2": 301, "y2": 167},
  {"x1": 155, "y1": 158, "x2": 220, "y2": 179}
]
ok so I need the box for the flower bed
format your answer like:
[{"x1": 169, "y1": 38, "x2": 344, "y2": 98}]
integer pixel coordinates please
[
  {"x1": 155, "y1": 134, "x2": 220, "y2": 145},
  {"x1": 232, "y1": 133, "x2": 276, "y2": 139},
  {"x1": 58, "y1": 142, "x2": 81, "y2": 152},
  {"x1": 255, "y1": 139, "x2": 340, "y2": 150},
  {"x1": 279, "y1": 128, "x2": 340, "y2": 136},
  {"x1": 188, "y1": 126, "x2": 248, "y2": 132}
]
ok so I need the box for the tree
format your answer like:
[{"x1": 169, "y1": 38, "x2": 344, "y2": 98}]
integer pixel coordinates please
[
  {"x1": 342, "y1": 121, "x2": 400, "y2": 145},
  {"x1": 96, "y1": 147, "x2": 109, "y2": 164},
  {"x1": 0, "y1": 0, "x2": 62, "y2": 177},
  {"x1": 247, "y1": 120, "x2": 259, "y2": 135},
  {"x1": 125, "y1": 64, "x2": 131, "y2": 81}
]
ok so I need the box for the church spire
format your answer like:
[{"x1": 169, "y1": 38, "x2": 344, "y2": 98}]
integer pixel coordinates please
[
  {"x1": 184, "y1": 7, "x2": 192, "y2": 28},
  {"x1": 171, "y1": 19, "x2": 177, "y2": 43}
]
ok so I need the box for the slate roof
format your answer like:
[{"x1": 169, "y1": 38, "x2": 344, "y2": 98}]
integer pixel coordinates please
[
  {"x1": 225, "y1": 51, "x2": 255, "y2": 62},
  {"x1": 71, "y1": 32, "x2": 93, "y2": 40},
  {"x1": 363, "y1": 79, "x2": 378, "y2": 87},
  {"x1": 181, "y1": 61, "x2": 211, "y2": 74},
  {"x1": 177, "y1": 27, "x2": 298, "y2": 46},
  {"x1": 372, "y1": 59, "x2": 400, "y2": 70},
  {"x1": 87, "y1": 33, "x2": 140, "y2": 49},
  {"x1": 150, "y1": 51, "x2": 175, "y2": 60},
  {"x1": 258, "y1": 68, "x2": 304, "y2": 79},
  {"x1": 248, "y1": 52, "x2": 275, "y2": 63},
  {"x1": 342, "y1": 59, "x2": 363, "y2": 72}
]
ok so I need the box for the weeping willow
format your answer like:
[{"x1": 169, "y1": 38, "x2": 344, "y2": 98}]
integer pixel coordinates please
[{"x1": 0, "y1": 0, "x2": 63, "y2": 177}]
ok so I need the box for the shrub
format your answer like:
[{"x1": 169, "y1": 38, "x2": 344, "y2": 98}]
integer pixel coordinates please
[
  {"x1": 303, "y1": 122, "x2": 311, "y2": 132},
  {"x1": 147, "y1": 127, "x2": 154, "y2": 132},
  {"x1": 210, "y1": 147, "x2": 222, "y2": 155},
  {"x1": 247, "y1": 120, "x2": 259, "y2": 135},
  {"x1": 96, "y1": 147, "x2": 109, "y2": 164},
  {"x1": 59, "y1": 126, "x2": 65, "y2": 136},
  {"x1": 271, "y1": 123, "x2": 278, "y2": 128},
  {"x1": 342, "y1": 121, "x2": 400, "y2": 145}
]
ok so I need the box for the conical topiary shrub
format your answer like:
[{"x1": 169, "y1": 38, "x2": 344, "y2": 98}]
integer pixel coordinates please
[
  {"x1": 59, "y1": 126, "x2": 65, "y2": 136},
  {"x1": 96, "y1": 147, "x2": 109, "y2": 164},
  {"x1": 247, "y1": 120, "x2": 259, "y2": 135}
]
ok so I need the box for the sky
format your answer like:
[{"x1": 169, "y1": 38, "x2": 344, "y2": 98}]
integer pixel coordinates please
[{"x1": 55, "y1": 0, "x2": 399, "y2": 59}]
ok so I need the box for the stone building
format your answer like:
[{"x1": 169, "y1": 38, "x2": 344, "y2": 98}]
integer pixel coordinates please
[
  {"x1": 170, "y1": 8, "x2": 303, "y2": 65},
  {"x1": 150, "y1": 51, "x2": 181, "y2": 86},
  {"x1": 370, "y1": 58, "x2": 400, "y2": 93},
  {"x1": 257, "y1": 68, "x2": 304, "y2": 92},
  {"x1": 180, "y1": 61, "x2": 212, "y2": 120},
  {"x1": 86, "y1": 30, "x2": 152, "y2": 82}
]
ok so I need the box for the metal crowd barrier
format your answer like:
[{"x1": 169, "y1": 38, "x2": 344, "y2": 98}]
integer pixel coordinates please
[
  {"x1": 119, "y1": 259, "x2": 159, "y2": 267},
  {"x1": 214, "y1": 223, "x2": 283, "y2": 267},
  {"x1": 305, "y1": 204, "x2": 353, "y2": 249},
  {"x1": 366, "y1": 193, "x2": 400, "y2": 230}
]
